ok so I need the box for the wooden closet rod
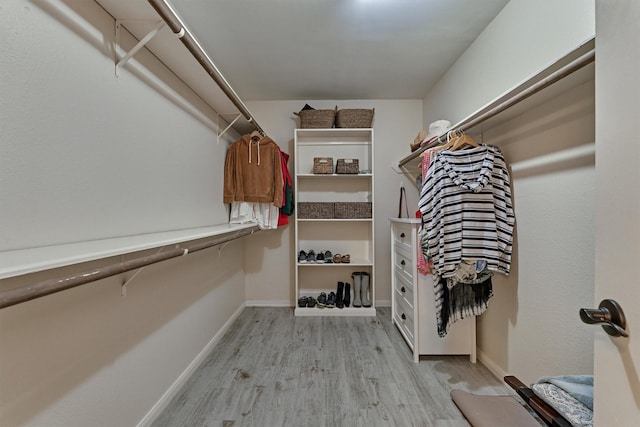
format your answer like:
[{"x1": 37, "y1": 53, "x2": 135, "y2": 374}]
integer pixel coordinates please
[
  {"x1": 399, "y1": 48, "x2": 595, "y2": 167},
  {"x1": 0, "y1": 226, "x2": 259, "y2": 310},
  {"x1": 147, "y1": 0, "x2": 265, "y2": 136}
]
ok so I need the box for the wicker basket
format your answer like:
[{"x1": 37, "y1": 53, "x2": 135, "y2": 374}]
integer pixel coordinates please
[
  {"x1": 313, "y1": 157, "x2": 334, "y2": 174},
  {"x1": 334, "y1": 202, "x2": 372, "y2": 219},
  {"x1": 335, "y1": 108, "x2": 374, "y2": 128},
  {"x1": 297, "y1": 202, "x2": 334, "y2": 219},
  {"x1": 335, "y1": 159, "x2": 359, "y2": 174},
  {"x1": 294, "y1": 107, "x2": 337, "y2": 128}
]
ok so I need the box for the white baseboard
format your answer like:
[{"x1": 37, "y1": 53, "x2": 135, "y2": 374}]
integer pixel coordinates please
[
  {"x1": 477, "y1": 347, "x2": 508, "y2": 382},
  {"x1": 137, "y1": 302, "x2": 247, "y2": 427},
  {"x1": 245, "y1": 299, "x2": 291, "y2": 307}
]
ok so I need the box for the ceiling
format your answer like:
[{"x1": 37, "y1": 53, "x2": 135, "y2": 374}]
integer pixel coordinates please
[{"x1": 96, "y1": 0, "x2": 510, "y2": 102}]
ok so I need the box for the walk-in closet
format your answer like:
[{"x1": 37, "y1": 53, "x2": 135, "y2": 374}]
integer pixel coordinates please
[{"x1": 1, "y1": 0, "x2": 638, "y2": 426}]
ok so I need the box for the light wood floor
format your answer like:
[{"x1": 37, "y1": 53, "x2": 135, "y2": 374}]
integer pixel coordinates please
[{"x1": 152, "y1": 307, "x2": 514, "y2": 427}]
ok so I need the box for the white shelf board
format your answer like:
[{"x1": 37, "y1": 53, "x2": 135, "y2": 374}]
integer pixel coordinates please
[
  {"x1": 294, "y1": 306, "x2": 376, "y2": 317},
  {"x1": 296, "y1": 174, "x2": 372, "y2": 178},
  {"x1": 297, "y1": 218, "x2": 373, "y2": 222},
  {"x1": 297, "y1": 260, "x2": 373, "y2": 267},
  {"x1": 295, "y1": 128, "x2": 372, "y2": 136},
  {"x1": 0, "y1": 223, "x2": 258, "y2": 280}
]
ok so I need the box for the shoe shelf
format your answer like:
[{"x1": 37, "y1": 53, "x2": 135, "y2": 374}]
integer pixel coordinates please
[
  {"x1": 294, "y1": 128, "x2": 375, "y2": 317},
  {"x1": 295, "y1": 306, "x2": 377, "y2": 317}
]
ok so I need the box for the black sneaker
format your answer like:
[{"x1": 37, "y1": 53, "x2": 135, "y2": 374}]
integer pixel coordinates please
[
  {"x1": 317, "y1": 292, "x2": 327, "y2": 308},
  {"x1": 316, "y1": 251, "x2": 325, "y2": 262},
  {"x1": 298, "y1": 250, "x2": 308, "y2": 263},
  {"x1": 324, "y1": 251, "x2": 333, "y2": 263},
  {"x1": 326, "y1": 292, "x2": 336, "y2": 308},
  {"x1": 306, "y1": 250, "x2": 316, "y2": 263}
]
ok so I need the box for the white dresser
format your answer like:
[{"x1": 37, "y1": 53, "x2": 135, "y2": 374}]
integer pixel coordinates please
[{"x1": 390, "y1": 218, "x2": 476, "y2": 363}]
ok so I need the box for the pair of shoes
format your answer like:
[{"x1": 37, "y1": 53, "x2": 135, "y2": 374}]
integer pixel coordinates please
[
  {"x1": 351, "y1": 271, "x2": 371, "y2": 308},
  {"x1": 316, "y1": 250, "x2": 332, "y2": 263},
  {"x1": 299, "y1": 250, "x2": 318, "y2": 263},
  {"x1": 306, "y1": 250, "x2": 317, "y2": 263},
  {"x1": 335, "y1": 282, "x2": 351, "y2": 308},
  {"x1": 297, "y1": 296, "x2": 318, "y2": 307},
  {"x1": 332, "y1": 254, "x2": 351, "y2": 263}
]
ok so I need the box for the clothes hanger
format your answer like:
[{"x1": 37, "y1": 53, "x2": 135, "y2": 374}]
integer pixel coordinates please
[
  {"x1": 433, "y1": 130, "x2": 459, "y2": 152},
  {"x1": 249, "y1": 130, "x2": 262, "y2": 141},
  {"x1": 450, "y1": 131, "x2": 479, "y2": 151}
]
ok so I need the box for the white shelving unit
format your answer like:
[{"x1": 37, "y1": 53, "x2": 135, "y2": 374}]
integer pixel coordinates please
[{"x1": 294, "y1": 129, "x2": 375, "y2": 316}]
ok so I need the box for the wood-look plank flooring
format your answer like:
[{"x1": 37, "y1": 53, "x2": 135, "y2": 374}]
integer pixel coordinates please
[{"x1": 151, "y1": 307, "x2": 516, "y2": 427}]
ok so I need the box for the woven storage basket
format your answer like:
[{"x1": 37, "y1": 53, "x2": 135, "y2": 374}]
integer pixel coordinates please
[
  {"x1": 335, "y1": 108, "x2": 374, "y2": 128},
  {"x1": 297, "y1": 202, "x2": 334, "y2": 219},
  {"x1": 334, "y1": 202, "x2": 372, "y2": 219},
  {"x1": 313, "y1": 157, "x2": 334, "y2": 174},
  {"x1": 294, "y1": 107, "x2": 337, "y2": 128},
  {"x1": 335, "y1": 159, "x2": 359, "y2": 174}
]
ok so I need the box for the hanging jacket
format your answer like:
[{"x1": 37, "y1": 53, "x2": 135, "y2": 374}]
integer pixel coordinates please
[
  {"x1": 277, "y1": 150, "x2": 294, "y2": 227},
  {"x1": 224, "y1": 134, "x2": 284, "y2": 207}
]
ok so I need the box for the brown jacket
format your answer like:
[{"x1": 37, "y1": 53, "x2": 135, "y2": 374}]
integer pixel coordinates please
[{"x1": 223, "y1": 134, "x2": 283, "y2": 207}]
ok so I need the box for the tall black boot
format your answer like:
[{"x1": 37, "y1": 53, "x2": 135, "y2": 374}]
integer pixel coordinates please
[
  {"x1": 344, "y1": 282, "x2": 351, "y2": 307},
  {"x1": 336, "y1": 281, "x2": 345, "y2": 309}
]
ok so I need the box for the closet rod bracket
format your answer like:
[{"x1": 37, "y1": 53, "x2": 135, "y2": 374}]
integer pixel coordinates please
[
  {"x1": 115, "y1": 20, "x2": 165, "y2": 77},
  {"x1": 217, "y1": 113, "x2": 242, "y2": 143}
]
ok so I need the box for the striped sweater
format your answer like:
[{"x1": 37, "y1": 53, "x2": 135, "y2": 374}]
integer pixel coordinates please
[{"x1": 418, "y1": 145, "x2": 515, "y2": 278}]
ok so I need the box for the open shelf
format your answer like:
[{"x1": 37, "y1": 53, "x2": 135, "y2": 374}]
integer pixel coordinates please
[{"x1": 0, "y1": 223, "x2": 257, "y2": 280}]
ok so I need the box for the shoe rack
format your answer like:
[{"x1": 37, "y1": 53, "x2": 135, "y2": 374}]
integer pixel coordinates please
[{"x1": 294, "y1": 128, "x2": 376, "y2": 316}]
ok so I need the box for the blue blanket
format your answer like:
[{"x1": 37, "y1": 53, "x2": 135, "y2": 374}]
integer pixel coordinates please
[{"x1": 536, "y1": 375, "x2": 594, "y2": 411}]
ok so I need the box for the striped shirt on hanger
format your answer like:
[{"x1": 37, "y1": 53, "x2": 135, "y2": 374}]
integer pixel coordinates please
[{"x1": 418, "y1": 145, "x2": 515, "y2": 278}]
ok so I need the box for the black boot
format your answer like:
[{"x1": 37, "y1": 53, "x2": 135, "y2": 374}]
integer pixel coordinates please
[
  {"x1": 344, "y1": 282, "x2": 351, "y2": 307},
  {"x1": 336, "y1": 281, "x2": 344, "y2": 309}
]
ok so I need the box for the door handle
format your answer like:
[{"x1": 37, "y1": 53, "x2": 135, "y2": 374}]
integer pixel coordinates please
[{"x1": 579, "y1": 299, "x2": 628, "y2": 337}]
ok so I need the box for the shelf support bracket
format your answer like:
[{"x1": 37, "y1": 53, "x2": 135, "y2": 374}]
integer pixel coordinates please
[
  {"x1": 121, "y1": 246, "x2": 167, "y2": 297},
  {"x1": 115, "y1": 20, "x2": 165, "y2": 77},
  {"x1": 217, "y1": 114, "x2": 242, "y2": 143}
]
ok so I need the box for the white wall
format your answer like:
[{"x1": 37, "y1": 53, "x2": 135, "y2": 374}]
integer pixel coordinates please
[
  {"x1": 423, "y1": 0, "x2": 595, "y2": 126},
  {"x1": 0, "y1": 1, "x2": 247, "y2": 425},
  {"x1": 244, "y1": 100, "x2": 423, "y2": 306},
  {"x1": 421, "y1": 0, "x2": 596, "y2": 383}
]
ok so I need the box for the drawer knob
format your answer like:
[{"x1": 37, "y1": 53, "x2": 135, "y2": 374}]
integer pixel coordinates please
[
  {"x1": 401, "y1": 313, "x2": 406, "y2": 320},
  {"x1": 400, "y1": 232, "x2": 405, "y2": 238},
  {"x1": 401, "y1": 287, "x2": 406, "y2": 293},
  {"x1": 401, "y1": 260, "x2": 406, "y2": 266}
]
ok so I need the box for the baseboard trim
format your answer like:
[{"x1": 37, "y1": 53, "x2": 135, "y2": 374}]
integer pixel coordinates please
[
  {"x1": 245, "y1": 299, "x2": 291, "y2": 307},
  {"x1": 476, "y1": 347, "x2": 508, "y2": 382},
  {"x1": 137, "y1": 302, "x2": 247, "y2": 427}
]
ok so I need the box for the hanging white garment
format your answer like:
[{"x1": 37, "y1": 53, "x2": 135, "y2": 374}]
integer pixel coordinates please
[{"x1": 230, "y1": 201, "x2": 279, "y2": 230}]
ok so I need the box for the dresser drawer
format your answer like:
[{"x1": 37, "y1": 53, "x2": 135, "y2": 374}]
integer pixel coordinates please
[
  {"x1": 393, "y1": 223, "x2": 414, "y2": 251},
  {"x1": 394, "y1": 244, "x2": 414, "y2": 280},
  {"x1": 394, "y1": 269, "x2": 414, "y2": 307},
  {"x1": 394, "y1": 292, "x2": 415, "y2": 344}
]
